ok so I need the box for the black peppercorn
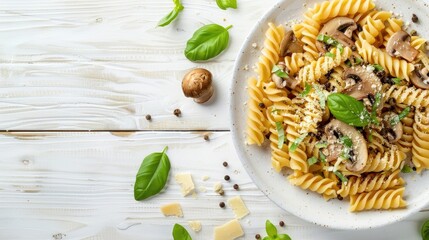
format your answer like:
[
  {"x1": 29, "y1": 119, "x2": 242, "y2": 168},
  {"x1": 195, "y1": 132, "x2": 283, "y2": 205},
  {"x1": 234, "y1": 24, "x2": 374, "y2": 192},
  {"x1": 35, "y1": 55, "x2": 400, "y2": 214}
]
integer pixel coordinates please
[
  {"x1": 255, "y1": 234, "x2": 261, "y2": 239},
  {"x1": 337, "y1": 195, "x2": 344, "y2": 201},
  {"x1": 279, "y1": 221, "x2": 285, "y2": 227},
  {"x1": 204, "y1": 135, "x2": 209, "y2": 141},
  {"x1": 224, "y1": 175, "x2": 230, "y2": 181},
  {"x1": 412, "y1": 14, "x2": 419, "y2": 23},
  {"x1": 233, "y1": 184, "x2": 239, "y2": 190},
  {"x1": 173, "y1": 109, "x2": 181, "y2": 117},
  {"x1": 223, "y1": 161, "x2": 228, "y2": 167},
  {"x1": 258, "y1": 102, "x2": 265, "y2": 108},
  {"x1": 219, "y1": 202, "x2": 225, "y2": 208},
  {"x1": 145, "y1": 114, "x2": 152, "y2": 121}
]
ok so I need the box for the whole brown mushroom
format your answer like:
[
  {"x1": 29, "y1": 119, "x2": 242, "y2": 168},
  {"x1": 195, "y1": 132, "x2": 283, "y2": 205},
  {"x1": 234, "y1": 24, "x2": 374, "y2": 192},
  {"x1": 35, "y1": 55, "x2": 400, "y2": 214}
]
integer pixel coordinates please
[{"x1": 182, "y1": 68, "x2": 214, "y2": 103}]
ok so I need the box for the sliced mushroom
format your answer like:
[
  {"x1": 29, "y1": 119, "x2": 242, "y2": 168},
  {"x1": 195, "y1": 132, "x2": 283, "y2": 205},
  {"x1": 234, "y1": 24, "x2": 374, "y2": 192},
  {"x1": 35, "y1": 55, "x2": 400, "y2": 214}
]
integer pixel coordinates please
[
  {"x1": 386, "y1": 30, "x2": 419, "y2": 62},
  {"x1": 325, "y1": 119, "x2": 368, "y2": 172},
  {"x1": 279, "y1": 30, "x2": 304, "y2": 57},
  {"x1": 411, "y1": 66, "x2": 429, "y2": 89},
  {"x1": 382, "y1": 112, "x2": 404, "y2": 143},
  {"x1": 325, "y1": 144, "x2": 343, "y2": 162},
  {"x1": 316, "y1": 17, "x2": 357, "y2": 53},
  {"x1": 342, "y1": 66, "x2": 382, "y2": 100},
  {"x1": 271, "y1": 63, "x2": 300, "y2": 89}
]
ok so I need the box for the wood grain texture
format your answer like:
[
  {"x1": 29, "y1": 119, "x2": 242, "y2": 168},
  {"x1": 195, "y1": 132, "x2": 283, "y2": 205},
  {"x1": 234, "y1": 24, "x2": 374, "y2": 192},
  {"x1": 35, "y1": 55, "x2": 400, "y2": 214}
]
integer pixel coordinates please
[
  {"x1": 0, "y1": 132, "x2": 427, "y2": 240},
  {"x1": 0, "y1": 0, "x2": 278, "y2": 130}
]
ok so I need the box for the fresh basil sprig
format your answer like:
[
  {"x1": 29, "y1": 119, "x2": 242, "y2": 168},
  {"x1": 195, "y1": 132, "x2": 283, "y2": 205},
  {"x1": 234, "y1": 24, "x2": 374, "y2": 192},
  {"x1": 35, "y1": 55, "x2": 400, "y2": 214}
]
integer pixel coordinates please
[
  {"x1": 172, "y1": 223, "x2": 192, "y2": 240},
  {"x1": 327, "y1": 93, "x2": 371, "y2": 127},
  {"x1": 391, "y1": 77, "x2": 402, "y2": 85},
  {"x1": 391, "y1": 107, "x2": 411, "y2": 126},
  {"x1": 401, "y1": 165, "x2": 413, "y2": 173},
  {"x1": 185, "y1": 24, "x2": 232, "y2": 61},
  {"x1": 216, "y1": 0, "x2": 237, "y2": 10},
  {"x1": 264, "y1": 220, "x2": 292, "y2": 240},
  {"x1": 272, "y1": 65, "x2": 289, "y2": 78},
  {"x1": 317, "y1": 34, "x2": 343, "y2": 53},
  {"x1": 275, "y1": 122, "x2": 285, "y2": 149},
  {"x1": 315, "y1": 142, "x2": 328, "y2": 149},
  {"x1": 307, "y1": 157, "x2": 318, "y2": 166},
  {"x1": 158, "y1": 0, "x2": 184, "y2": 27},
  {"x1": 325, "y1": 52, "x2": 335, "y2": 58},
  {"x1": 134, "y1": 147, "x2": 171, "y2": 200},
  {"x1": 422, "y1": 219, "x2": 429, "y2": 240},
  {"x1": 290, "y1": 133, "x2": 308, "y2": 152}
]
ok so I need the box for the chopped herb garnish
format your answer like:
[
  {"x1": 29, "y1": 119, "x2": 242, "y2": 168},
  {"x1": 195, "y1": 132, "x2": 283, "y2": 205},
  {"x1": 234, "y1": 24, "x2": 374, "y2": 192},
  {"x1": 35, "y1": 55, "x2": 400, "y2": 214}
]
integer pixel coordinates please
[
  {"x1": 401, "y1": 165, "x2": 413, "y2": 173},
  {"x1": 319, "y1": 152, "x2": 327, "y2": 163},
  {"x1": 275, "y1": 122, "x2": 285, "y2": 149},
  {"x1": 339, "y1": 136, "x2": 353, "y2": 148},
  {"x1": 290, "y1": 133, "x2": 308, "y2": 152},
  {"x1": 368, "y1": 130, "x2": 373, "y2": 143},
  {"x1": 272, "y1": 108, "x2": 280, "y2": 113},
  {"x1": 307, "y1": 157, "x2": 318, "y2": 166},
  {"x1": 315, "y1": 142, "x2": 328, "y2": 149},
  {"x1": 392, "y1": 77, "x2": 402, "y2": 85},
  {"x1": 317, "y1": 34, "x2": 343, "y2": 52},
  {"x1": 334, "y1": 171, "x2": 348, "y2": 182},
  {"x1": 313, "y1": 84, "x2": 326, "y2": 110},
  {"x1": 325, "y1": 52, "x2": 336, "y2": 58},
  {"x1": 370, "y1": 92, "x2": 382, "y2": 125},
  {"x1": 300, "y1": 83, "x2": 312, "y2": 97},
  {"x1": 354, "y1": 57, "x2": 363, "y2": 65},
  {"x1": 391, "y1": 107, "x2": 411, "y2": 126},
  {"x1": 372, "y1": 64, "x2": 384, "y2": 71},
  {"x1": 272, "y1": 65, "x2": 289, "y2": 78}
]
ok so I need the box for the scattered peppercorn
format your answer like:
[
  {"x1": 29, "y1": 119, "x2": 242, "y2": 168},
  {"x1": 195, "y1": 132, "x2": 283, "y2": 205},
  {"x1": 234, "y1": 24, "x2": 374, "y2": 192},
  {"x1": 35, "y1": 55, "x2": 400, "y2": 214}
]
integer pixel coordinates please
[
  {"x1": 255, "y1": 234, "x2": 261, "y2": 239},
  {"x1": 279, "y1": 221, "x2": 285, "y2": 227},
  {"x1": 265, "y1": 133, "x2": 271, "y2": 139},
  {"x1": 233, "y1": 184, "x2": 239, "y2": 190},
  {"x1": 412, "y1": 14, "x2": 419, "y2": 23},
  {"x1": 219, "y1": 202, "x2": 225, "y2": 208},
  {"x1": 413, "y1": 167, "x2": 417, "y2": 171},
  {"x1": 410, "y1": 30, "x2": 418, "y2": 36},
  {"x1": 337, "y1": 195, "x2": 344, "y2": 201},
  {"x1": 351, "y1": 45, "x2": 357, "y2": 51},
  {"x1": 223, "y1": 161, "x2": 228, "y2": 167},
  {"x1": 224, "y1": 175, "x2": 230, "y2": 181},
  {"x1": 219, "y1": 190, "x2": 225, "y2": 196},
  {"x1": 173, "y1": 109, "x2": 181, "y2": 117},
  {"x1": 258, "y1": 102, "x2": 265, "y2": 108},
  {"x1": 145, "y1": 114, "x2": 152, "y2": 121},
  {"x1": 204, "y1": 134, "x2": 209, "y2": 141}
]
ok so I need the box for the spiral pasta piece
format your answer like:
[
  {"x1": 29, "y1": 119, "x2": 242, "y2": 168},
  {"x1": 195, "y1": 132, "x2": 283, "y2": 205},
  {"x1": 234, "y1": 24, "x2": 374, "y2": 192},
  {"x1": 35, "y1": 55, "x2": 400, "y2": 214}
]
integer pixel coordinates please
[
  {"x1": 288, "y1": 171, "x2": 338, "y2": 200},
  {"x1": 358, "y1": 40, "x2": 414, "y2": 80},
  {"x1": 311, "y1": 0, "x2": 375, "y2": 23},
  {"x1": 395, "y1": 103, "x2": 415, "y2": 153},
  {"x1": 412, "y1": 110, "x2": 429, "y2": 173},
  {"x1": 367, "y1": 130, "x2": 390, "y2": 154},
  {"x1": 294, "y1": 9, "x2": 320, "y2": 60},
  {"x1": 327, "y1": 65, "x2": 346, "y2": 92},
  {"x1": 360, "y1": 148, "x2": 406, "y2": 173},
  {"x1": 298, "y1": 47, "x2": 352, "y2": 86},
  {"x1": 285, "y1": 53, "x2": 307, "y2": 76},
  {"x1": 257, "y1": 23, "x2": 285, "y2": 85},
  {"x1": 349, "y1": 188, "x2": 406, "y2": 212},
  {"x1": 382, "y1": 18, "x2": 403, "y2": 47},
  {"x1": 337, "y1": 170, "x2": 404, "y2": 198},
  {"x1": 299, "y1": 91, "x2": 323, "y2": 134},
  {"x1": 263, "y1": 82, "x2": 292, "y2": 113},
  {"x1": 246, "y1": 77, "x2": 267, "y2": 146},
  {"x1": 266, "y1": 107, "x2": 291, "y2": 172},
  {"x1": 411, "y1": 36, "x2": 427, "y2": 50},
  {"x1": 356, "y1": 15, "x2": 385, "y2": 46},
  {"x1": 384, "y1": 85, "x2": 429, "y2": 108}
]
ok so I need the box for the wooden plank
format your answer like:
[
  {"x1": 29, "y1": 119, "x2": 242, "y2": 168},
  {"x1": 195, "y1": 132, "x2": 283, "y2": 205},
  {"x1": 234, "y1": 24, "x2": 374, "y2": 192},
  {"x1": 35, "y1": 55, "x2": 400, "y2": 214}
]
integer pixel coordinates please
[
  {"x1": 0, "y1": 0, "x2": 278, "y2": 130},
  {"x1": 0, "y1": 131, "x2": 427, "y2": 239}
]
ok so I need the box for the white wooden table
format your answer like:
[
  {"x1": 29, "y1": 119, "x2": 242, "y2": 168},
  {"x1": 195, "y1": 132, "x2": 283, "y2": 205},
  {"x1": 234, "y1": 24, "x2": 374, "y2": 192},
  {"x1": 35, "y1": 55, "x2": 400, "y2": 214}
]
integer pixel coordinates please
[{"x1": 0, "y1": 0, "x2": 428, "y2": 239}]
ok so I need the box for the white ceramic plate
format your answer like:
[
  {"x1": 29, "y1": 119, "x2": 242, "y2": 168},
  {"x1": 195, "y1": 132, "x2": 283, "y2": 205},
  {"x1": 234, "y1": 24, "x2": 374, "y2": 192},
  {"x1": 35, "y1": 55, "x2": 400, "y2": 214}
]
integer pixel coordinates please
[{"x1": 230, "y1": 0, "x2": 429, "y2": 230}]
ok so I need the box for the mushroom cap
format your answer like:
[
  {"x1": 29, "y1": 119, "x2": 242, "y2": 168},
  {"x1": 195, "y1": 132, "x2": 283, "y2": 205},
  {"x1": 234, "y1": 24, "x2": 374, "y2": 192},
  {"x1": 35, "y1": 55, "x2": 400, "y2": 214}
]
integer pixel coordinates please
[
  {"x1": 342, "y1": 66, "x2": 382, "y2": 100},
  {"x1": 386, "y1": 30, "x2": 419, "y2": 62},
  {"x1": 316, "y1": 17, "x2": 357, "y2": 53},
  {"x1": 279, "y1": 30, "x2": 304, "y2": 57},
  {"x1": 325, "y1": 119, "x2": 368, "y2": 172},
  {"x1": 182, "y1": 68, "x2": 212, "y2": 98},
  {"x1": 411, "y1": 66, "x2": 429, "y2": 89},
  {"x1": 382, "y1": 112, "x2": 404, "y2": 143}
]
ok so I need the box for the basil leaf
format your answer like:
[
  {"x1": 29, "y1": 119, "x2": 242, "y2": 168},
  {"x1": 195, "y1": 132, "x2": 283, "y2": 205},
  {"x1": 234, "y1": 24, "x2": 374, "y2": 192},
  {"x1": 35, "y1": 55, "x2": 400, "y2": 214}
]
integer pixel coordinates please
[
  {"x1": 272, "y1": 65, "x2": 289, "y2": 78},
  {"x1": 290, "y1": 133, "x2": 308, "y2": 152},
  {"x1": 313, "y1": 84, "x2": 326, "y2": 110},
  {"x1": 372, "y1": 64, "x2": 384, "y2": 71},
  {"x1": 158, "y1": 1, "x2": 184, "y2": 27},
  {"x1": 275, "y1": 122, "x2": 285, "y2": 149},
  {"x1": 277, "y1": 234, "x2": 292, "y2": 240},
  {"x1": 134, "y1": 147, "x2": 171, "y2": 200},
  {"x1": 327, "y1": 93, "x2": 371, "y2": 127},
  {"x1": 401, "y1": 165, "x2": 413, "y2": 173},
  {"x1": 422, "y1": 219, "x2": 429, "y2": 240},
  {"x1": 392, "y1": 77, "x2": 402, "y2": 85},
  {"x1": 339, "y1": 136, "x2": 353, "y2": 148},
  {"x1": 307, "y1": 157, "x2": 318, "y2": 166},
  {"x1": 300, "y1": 83, "x2": 312, "y2": 97},
  {"x1": 317, "y1": 34, "x2": 342, "y2": 50},
  {"x1": 391, "y1": 107, "x2": 411, "y2": 126},
  {"x1": 354, "y1": 57, "x2": 363, "y2": 65},
  {"x1": 185, "y1": 24, "x2": 232, "y2": 61},
  {"x1": 216, "y1": 0, "x2": 237, "y2": 10},
  {"x1": 173, "y1": 223, "x2": 192, "y2": 240},
  {"x1": 263, "y1": 237, "x2": 271, "y2": 240},
  {"x1": 325, "y1": 52, "x2": 335, "y2": 58},
  {"x1": 334, "y1": 171, "x2": 348, "y2": 183},
  {"x1": 266, "y1": 220, "x2": 277, "y2": 237}
]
